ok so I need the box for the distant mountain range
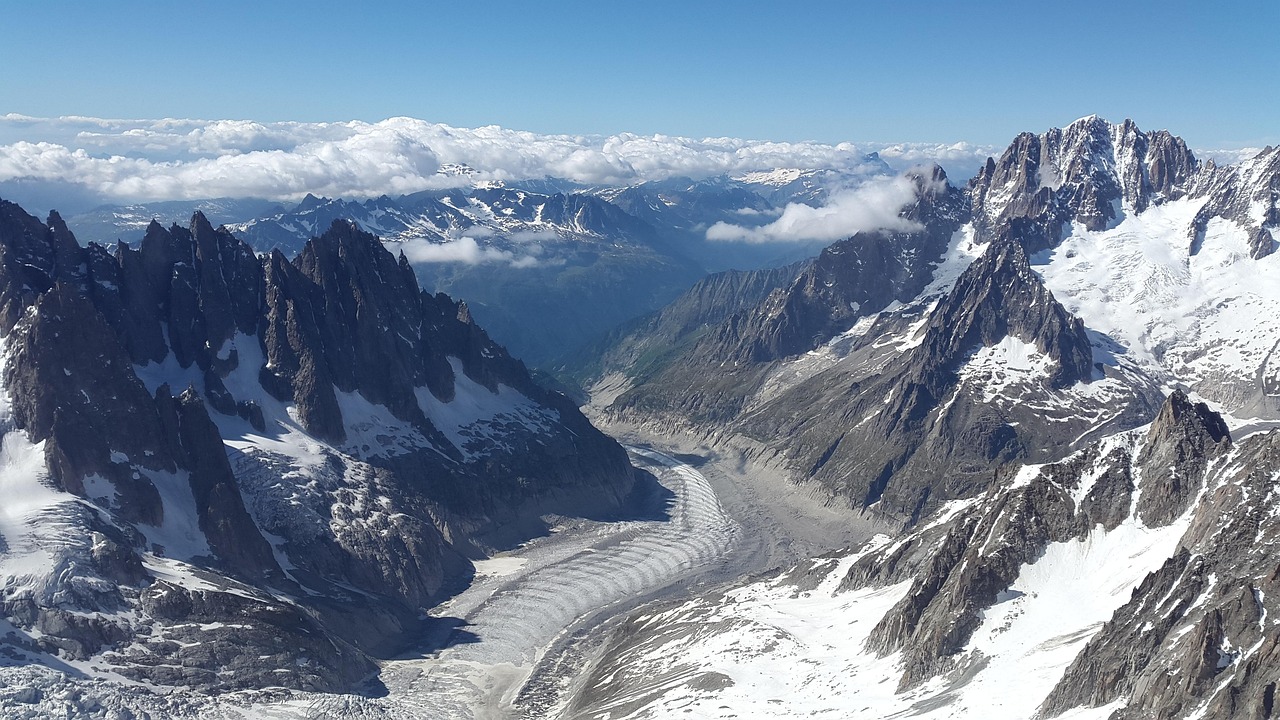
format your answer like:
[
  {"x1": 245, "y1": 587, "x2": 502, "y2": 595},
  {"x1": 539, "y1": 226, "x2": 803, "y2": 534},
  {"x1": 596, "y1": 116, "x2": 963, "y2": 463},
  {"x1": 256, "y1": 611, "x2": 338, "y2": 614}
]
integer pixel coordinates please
[{"x1": 62, "y1": 165, "x2": 888, "y2": 365}]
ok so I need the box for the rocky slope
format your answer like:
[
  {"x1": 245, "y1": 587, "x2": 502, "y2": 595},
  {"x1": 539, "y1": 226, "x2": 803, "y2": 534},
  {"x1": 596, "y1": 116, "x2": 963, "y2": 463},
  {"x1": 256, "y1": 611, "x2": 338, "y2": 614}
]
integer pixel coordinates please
[
  {"x1": 591, "y1": 166, "x2": 972, "y2": 425},
  {"x1": 567, "y1": 391, "x2": 1273, "y2": 719},
  {"x1": 585, "y1": 117, "x2": 1280, "y2": 518},
  {"x1": 0, "y1": 199, "x2": 634, "y2": 694},
  {"x1": 563, "y1": 116, "x2": 1280, "y2": 718},
  {"x1": 560, "y1": 259, "x2": 808, "y2": 393}
]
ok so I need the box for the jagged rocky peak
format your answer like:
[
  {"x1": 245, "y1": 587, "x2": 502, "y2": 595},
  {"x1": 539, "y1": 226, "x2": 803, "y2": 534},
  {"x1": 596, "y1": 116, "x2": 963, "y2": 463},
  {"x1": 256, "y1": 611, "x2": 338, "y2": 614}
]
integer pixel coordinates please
[
  {"x1": 1192, "y1": 143, "x2": 1280, "y2": 258},
  {"x1": 971, "y1": 115, "x2": 1199, "y2": 234},
  {"x1": 917, "y1": 232, "x2": 1095, "y2": 390},
  {"x1": 0, "y1": 198, "x2": 636, "y2": 693},
  {"x1": 836, "y1": 390, "x2": 1239, "y2": 702},
  {"x1": 1039, "y1": 423, "x2": 1274, "y2": 720},
  {"x1": 1136, "y1": 389, "x2": 1231, "y2": 527},
  {"x1": 0, "y1": 201, "x2": 89, "y2": 332},
  {"x1": 714, "y1": 166, "x2": 970, "y2": 362},
  {"x1": 259, "y1": 217, "x2": 563, "y2": 448}
]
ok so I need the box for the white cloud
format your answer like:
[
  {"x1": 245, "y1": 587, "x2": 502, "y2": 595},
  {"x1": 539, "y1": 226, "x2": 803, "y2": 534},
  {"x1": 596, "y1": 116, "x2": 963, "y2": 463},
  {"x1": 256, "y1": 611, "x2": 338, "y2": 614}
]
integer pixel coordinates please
[
  {"x1": 3, "y1": 115, "x2": 1258, "y2": 210},
  {"x1": 706, "y1": 175, "x2": 926, "y2": 244},
  {"x1": 396, "y1": 236, "x2": 544, "y2": 267},
  {"x1": 733, "y1": 207, "x2": 781, "y2": 217},
  {"x1": 873, "y1": 141, "x2": 998, "y2": 183},
  {"x1": 1196, "y1": 147, "x2": 1267, "y2": 166},
  {"x1": 0, "y1": 115, "x2": 984, "y2": 204}
]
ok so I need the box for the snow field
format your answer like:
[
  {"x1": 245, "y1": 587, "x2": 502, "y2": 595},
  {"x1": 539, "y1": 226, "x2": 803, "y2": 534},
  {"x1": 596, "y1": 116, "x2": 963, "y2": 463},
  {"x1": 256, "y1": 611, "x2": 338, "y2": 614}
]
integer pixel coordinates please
[{"x1": 1039, "y1": 199, "x2": 1280, "y2": 421}]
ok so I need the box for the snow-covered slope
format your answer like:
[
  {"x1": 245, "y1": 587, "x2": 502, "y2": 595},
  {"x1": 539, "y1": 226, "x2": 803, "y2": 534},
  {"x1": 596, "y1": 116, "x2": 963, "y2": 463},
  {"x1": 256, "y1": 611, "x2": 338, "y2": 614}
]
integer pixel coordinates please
[
  {"x1": 1038, "y1": 198, "x2": 1280, "y2": 422},
  {"x1": 566, "y1": 393, "x2": 1255, "y2": 720},
  {"x1": 572, "y1": 117, "x2": 1280, "y2": 718}
]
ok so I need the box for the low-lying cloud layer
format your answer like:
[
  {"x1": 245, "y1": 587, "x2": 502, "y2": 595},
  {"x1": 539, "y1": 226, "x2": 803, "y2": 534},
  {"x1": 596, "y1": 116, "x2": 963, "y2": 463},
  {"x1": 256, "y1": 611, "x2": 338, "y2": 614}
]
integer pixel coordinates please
[
  {"x1": 707, "y1": 175, "x2": 927, "y2": 243},
  {"x1": 0, "y1": 114, "x2": 996, "y2": 206},
  {"x1": 396, "y1": 236, "x2": 545, "y2": 268}
]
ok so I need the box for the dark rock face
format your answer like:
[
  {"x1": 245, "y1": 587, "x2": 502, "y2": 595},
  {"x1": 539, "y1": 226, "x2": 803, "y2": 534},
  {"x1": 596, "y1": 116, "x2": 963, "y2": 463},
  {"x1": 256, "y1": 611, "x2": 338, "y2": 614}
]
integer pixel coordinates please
[
  {"x1": 4, "y1": 284, "x2": 169, "y2": 526},
  {"x1": 1040, "y1": 430, "x2": 1280, "y2": 720},
  {"x1": 733, "y1": 230, "x2": 1135, "y2": 522},
  {"x1": 564, "y1": 258, "x2": 809, "y2": 389},
  {"x1": 715, "y1": 166, "x2": 969, "y2": 364},
  {"x1": 169, "y1": 387, "x2": 280, "y2": 578},
  {"x1": 1190, "y1": 145, "x2": 1280, "y2": 259},
  {"x1": 0, "y1": 200, "x2": 635, "y2": 693},
  {"x1": 909, "y1": 232, "x2": 1095, "y2": 394},
  {"x1": 1135, "y1": 390, "x2": 1231, "y2": 527}
]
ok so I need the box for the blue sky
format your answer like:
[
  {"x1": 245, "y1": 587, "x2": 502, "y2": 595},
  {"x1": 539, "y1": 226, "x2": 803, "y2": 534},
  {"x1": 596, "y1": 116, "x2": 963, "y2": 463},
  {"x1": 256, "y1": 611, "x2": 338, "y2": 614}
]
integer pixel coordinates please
[{"x1": 2, "y1": 0, "x2": 1275, "y2": 149}]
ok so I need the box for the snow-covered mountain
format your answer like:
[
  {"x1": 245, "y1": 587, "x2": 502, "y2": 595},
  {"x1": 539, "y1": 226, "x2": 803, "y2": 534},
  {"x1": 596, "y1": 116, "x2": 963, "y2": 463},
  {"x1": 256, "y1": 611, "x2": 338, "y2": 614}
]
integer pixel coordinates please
[
  {"x1": 567, "y1": 116, "x2": 1280, "y2": 717},
  {"x1": 586, "y1": 116, "x2": 1279, "y2": 507},
  {"x1": 0, "y1": 202, "x2": 634, "y2": 694},
  {"x1": 5, "y1": 115, "x2": 1280, "y2": 719},
  {"x1": 570, "y1": 392, "x2": 1271, "y2": 720}
]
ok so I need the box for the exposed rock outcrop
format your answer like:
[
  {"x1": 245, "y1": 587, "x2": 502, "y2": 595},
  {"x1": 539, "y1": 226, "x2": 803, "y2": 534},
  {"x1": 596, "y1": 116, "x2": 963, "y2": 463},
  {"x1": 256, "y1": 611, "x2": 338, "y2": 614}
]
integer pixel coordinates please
[
  {"x1": 840, "y1": 392, "x2": 1234, "y2": 696},
  {"x1": 0, "y1": 200, "x2": 635, "y2": 693},
  {"x1": 969, "y1": 116, "x2": 1199, "y2": 242},
  {"x1": 715, "y1": 166, "x2": 969, "y2": 363}
]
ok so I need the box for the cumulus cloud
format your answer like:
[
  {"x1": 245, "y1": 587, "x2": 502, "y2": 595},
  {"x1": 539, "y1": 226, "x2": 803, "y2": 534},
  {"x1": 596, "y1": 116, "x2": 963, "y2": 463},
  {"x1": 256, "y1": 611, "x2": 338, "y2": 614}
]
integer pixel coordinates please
[
  {"x1": 707, "y1": 175, "x2": 925, "y2": 244},
  {"x1": 397, "y1": 236, "x2": 544, "y2": 267},
  {"x1": 0, "y1": 114, "x2": 987, "y2": 205},
  {"x1": 2, "y1": 115, "x2": 890, "y2": 201},
  {"x1": 873, "y1": 141, "x2": 998, "y2": 183}
]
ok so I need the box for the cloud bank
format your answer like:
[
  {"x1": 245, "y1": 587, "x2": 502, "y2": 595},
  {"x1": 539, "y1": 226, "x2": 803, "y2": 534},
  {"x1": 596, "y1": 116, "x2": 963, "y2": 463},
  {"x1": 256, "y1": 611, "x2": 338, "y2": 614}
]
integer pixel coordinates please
[
  {"x1": 396, "y1": 236, "x2": 545, "y2": 268},
  {"x1": 0, "y1": 114, "x2": 996, "y2": 206},
  {"x1": 706, "y1": 175, "x2": 927, "y2": 243}
]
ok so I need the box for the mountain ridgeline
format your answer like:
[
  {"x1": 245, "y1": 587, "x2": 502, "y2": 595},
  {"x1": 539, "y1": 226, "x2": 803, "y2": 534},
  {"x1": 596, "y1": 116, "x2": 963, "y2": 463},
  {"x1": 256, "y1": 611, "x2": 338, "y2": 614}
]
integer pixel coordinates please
[
  {"x1": 67, "y1": 168, "x2": 889, "y2": 368},
  {"x1": 567, "y1": 116, "x2": 1280, "y2": 719},
  {"x1": 3, "y1": 113, "x2": 1280, "y2": 719},
  {"x1": 0, "y1": 201, "x2": 634, "y2": 692},
  {"x1": 581, "y1": 116, "x2": 1276, "y2": 523}
]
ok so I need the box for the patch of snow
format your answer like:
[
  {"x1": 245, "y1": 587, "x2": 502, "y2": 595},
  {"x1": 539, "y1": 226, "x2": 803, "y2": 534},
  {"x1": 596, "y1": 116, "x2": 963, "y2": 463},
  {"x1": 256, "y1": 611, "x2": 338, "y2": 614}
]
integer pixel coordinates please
[
  {"x1": 956, "y1": 335, "x2": 1056, "y2": 403},
  {"x1": 136, "y1": 469, "x2": 210, "y2": 560},
  {"x1": 920, "y1": 224, "x2": 988, "y2": 299},
  {"x1": 334, "y1": 389, "x2": 431, "y2": 459},
  {"x1": 415, "y1": 357, "x2": 558, "y2": 460},
  {"x1": 472, "y1": 557, "x2": 528, "y2": 578}
]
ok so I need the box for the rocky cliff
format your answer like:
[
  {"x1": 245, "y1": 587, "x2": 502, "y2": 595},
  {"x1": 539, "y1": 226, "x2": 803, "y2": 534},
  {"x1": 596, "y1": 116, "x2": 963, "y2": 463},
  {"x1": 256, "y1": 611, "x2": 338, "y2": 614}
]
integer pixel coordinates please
[{"x1": 0, "y1": 199, "x2": 635, "y2": 692}]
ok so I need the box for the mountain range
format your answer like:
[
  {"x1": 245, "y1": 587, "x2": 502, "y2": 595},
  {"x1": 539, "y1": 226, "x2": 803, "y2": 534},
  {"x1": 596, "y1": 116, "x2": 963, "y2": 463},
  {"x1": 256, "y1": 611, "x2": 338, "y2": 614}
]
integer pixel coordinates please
[
  {"x1": 61, "y1": 166, "x2": 886, "y2": 367},
  {"x1": 2, "y1": 115, "x2": 1279, "y2": 719},
  {"x1": 0, "y1": 203, "x2": 635, "y2": 692},
  {"x1": 565, "y1": 115, "x2": 1280, "y2": 718}
]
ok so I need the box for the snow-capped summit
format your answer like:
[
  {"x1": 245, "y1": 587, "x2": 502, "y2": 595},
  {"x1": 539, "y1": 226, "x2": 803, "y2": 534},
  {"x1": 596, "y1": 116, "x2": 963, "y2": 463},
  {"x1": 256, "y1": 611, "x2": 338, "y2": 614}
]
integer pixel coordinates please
[{"x1": 969, "y1": 116, "x2": 1200, "y2": 240}]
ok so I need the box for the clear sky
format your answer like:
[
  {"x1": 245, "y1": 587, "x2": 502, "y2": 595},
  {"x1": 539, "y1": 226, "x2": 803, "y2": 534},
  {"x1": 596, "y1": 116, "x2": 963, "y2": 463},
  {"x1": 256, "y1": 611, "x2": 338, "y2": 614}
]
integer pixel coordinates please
[{"x1": 1, "y1": 0, "x2": 1276, "y2": 148}]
